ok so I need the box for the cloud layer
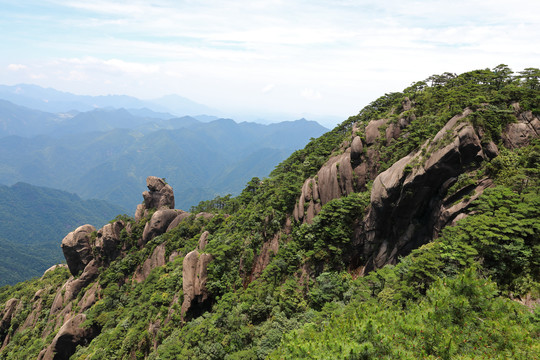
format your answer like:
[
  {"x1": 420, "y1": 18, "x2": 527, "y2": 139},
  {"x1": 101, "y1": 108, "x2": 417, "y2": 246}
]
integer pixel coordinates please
[{"x1": 1, "y1": 0, "x2": 539, "y2": 125}]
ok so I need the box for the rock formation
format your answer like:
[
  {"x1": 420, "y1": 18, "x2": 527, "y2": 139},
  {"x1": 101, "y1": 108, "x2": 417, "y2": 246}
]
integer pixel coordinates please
[
  {"x1": 135, "y1": 176, "x2": 175, "y2": 222},
  {"x1": 359, "y1": 111, "x2": 486, "y2": 270},
  {"x1": 141, "y1": 209, "x2": 181, "y2": 245},
  {"x1": 38, "y1": 314, "x2": 98, "y2": 360},
  {"x1": 95, "y1": 220, "x2": 125, "y2": 262},
  {"x1": 181, "y1": 232, "x2": 213, "y2": 318},
  {"x1": 61, "y1": 224, "x2": 96, "y2": 276},
  {"x1": 134, "y1": 243, "x2": 167, "y2": 283}
]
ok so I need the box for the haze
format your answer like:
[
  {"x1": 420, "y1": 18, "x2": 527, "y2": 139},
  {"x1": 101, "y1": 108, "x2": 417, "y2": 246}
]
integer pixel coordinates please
[{"x1": 1, "y1": 0, "x2": 539, "y2": 127}]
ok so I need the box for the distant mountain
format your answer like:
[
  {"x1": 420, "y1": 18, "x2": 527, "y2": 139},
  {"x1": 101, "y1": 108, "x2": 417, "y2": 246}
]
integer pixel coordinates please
[
  {"x1": 0, "y1": 113, "x2": 328, "y2": 210},
  {"x1": 0, "y1": 182, "x2": 126, "y2": 286},
  {"x1": 0, "y1": 99, "x2": 60, "y2": 137},
  {"x1": 0, "y1": 84, "x2": 215, "y2": 116}
]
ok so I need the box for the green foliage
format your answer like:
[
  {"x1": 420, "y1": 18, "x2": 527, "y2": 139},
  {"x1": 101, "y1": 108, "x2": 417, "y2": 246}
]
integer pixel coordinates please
[
  {"x1": 0, "y1": 182, "x2": 126, "y2": 286},
  {"x1": 2, "y1": 66, "x2": 540, "y2": 360},
  {"x1": 296, "y1": 192, "x2": 370, "y2": 269}
]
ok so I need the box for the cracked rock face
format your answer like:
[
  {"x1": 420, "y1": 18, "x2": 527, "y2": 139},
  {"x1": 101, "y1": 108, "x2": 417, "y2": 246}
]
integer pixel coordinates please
[{"x1": 360, "y1": 111, "x2": 486, "y2": 271}]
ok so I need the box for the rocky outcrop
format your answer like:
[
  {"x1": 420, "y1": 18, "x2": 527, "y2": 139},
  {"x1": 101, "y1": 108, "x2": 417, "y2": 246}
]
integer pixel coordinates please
[
  {"x1": 95, "y1": 220, "x2": 125, "y2": 262},
  {"x1": 135, "y1": 176, "x2": 175, "y2": 222},
  {"x1": 38, "y1": 314, "x2": 98, "y2": 360},
  {"x1": 61, "y1": 225, "x2": 96, "y2": 276},
  {"x1": 141, "y1": 209, "x2": 181, "y2": 245},
  {"x1": 503, "y1": 106, "x2": 540, "y2": 148},
  {"x1": 357, "y1": 110, "x2": 487, "y2": 271},
  {"x1": 181, "y1": 233, "x2": 213, "y2": 318},
  {"x1": 166, "y1": 211, "x2": 191, "y2": 232},
  {"x1": 134, "y1": 243, "x2": 167, "y2": 283},
  {"x1": 0, "y1": 298, "x2": 18, "y2": 344}
]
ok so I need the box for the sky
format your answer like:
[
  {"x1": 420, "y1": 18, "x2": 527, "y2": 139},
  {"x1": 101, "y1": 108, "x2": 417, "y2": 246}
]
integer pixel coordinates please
[{"x1": 1, "y1": 0, "x2": 539, "y2": 127}]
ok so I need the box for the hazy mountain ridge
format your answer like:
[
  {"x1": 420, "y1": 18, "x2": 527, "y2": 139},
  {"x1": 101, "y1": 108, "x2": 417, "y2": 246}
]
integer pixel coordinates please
[
  {"x1": 0, "y1": 84, "x2": 216, "y2": 116},
  {"x1": 0, "y1": 96, "x2": 328, "y2": 210}
]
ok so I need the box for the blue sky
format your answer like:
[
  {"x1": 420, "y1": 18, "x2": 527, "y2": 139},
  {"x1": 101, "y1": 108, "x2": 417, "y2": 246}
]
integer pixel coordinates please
[{"x1": 1, "y1": 0, "x2": 539, "y2": 126}]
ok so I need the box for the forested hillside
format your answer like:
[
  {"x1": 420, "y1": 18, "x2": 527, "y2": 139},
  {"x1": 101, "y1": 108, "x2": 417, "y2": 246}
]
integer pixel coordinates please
[
  {"x1": 0, "y1": 66, "x2": 538, "y2": 359},
  {"x1": 0, "y1": 183, "x2": 126, "y2": 286}
]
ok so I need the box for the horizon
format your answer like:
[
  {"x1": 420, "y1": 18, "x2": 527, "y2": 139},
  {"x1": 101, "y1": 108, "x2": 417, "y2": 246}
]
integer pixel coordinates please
[{"x1": 1, "y1": 0, "x2": 539, "y2": 128}]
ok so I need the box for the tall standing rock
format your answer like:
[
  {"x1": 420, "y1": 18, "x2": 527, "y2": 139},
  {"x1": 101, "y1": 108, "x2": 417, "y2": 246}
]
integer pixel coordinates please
[
  {"x1": 181, "y1": 232, "x2": 213, "y2": 318},
  {"x1": 135, "y1": 176, "x2": 175, "y2": 222}
]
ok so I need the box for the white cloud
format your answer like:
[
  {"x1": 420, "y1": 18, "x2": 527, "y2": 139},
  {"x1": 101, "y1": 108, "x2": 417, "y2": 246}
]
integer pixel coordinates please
[
  {"x1": 261, "y1": 84, "x2": 275, "y2": 93},
  {"x1": 301, "y1": 88, "x2": 322, "y2": 100},
  {"x1": 7, "y1": 64, "x2": 27, "y2": 71},
  {"x1": 2, "y1": 0, "x2": 539, "y2": 125}
]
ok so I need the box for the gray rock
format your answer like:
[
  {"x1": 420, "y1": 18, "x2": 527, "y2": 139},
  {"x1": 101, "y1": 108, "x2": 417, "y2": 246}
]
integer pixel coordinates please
[
  {"x1": 141, "y1": 209, "x2": 180, "y2": 245},
  {"x1": 38, "y1": 314, "x2": 98, "y2": 360},
  {"x1": 182, "y1": 249, "x2": 212, "y2": 318},
  {"x1": 135, "y1": 176, "x2": 175, "y2": 221},
  {"x1": 61, "y1": 225, "x2": 96, "y2": 276}
]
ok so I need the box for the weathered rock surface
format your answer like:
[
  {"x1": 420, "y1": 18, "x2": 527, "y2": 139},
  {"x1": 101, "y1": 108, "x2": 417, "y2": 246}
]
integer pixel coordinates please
[
  {"x1": 0, "y1": 298, "x2": 18, "y2": 342},
  {"x1": 166, "y1": 211, "x2": 191, "y2": 232},
  {"x1": 503, "y1": 109, "x2": 540, "y2": 148},
  {"x1": 95, "y1": 220, "x2": 125, "y2": 262},
  {"x1": 61, "y1": 224, "x2": 96, "y2": 276},
  {"x1": 141, "y1": 209, "x2": 181, "y2": 245},
  {"x1": 135, "y1": 176, "x2": 175, "y2": 221},
  {"x1": 181, "y1": 232, "x2": 213, "y2": 318},
  {"x1": 38, "y1": 314, "x2": 98, "y2": 360},
  {"x1": 134, "y1": 243, "x2": 167, "y2": 283},
  {"x1": 63, "y1": 260, "x2": 100, "y2": 303},
  {"x1": 359, "y1": 110, "x2": 486, "y2": 271}
]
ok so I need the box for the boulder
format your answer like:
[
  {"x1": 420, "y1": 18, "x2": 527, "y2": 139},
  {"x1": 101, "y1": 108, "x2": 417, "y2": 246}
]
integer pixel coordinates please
[
  {"x1": 350, "y1": 136, "x2": 363, "y2": 160},
  {"x1": 198, "y1": 231, "x2": 210, "y2": 251},
  {"x1": 95, "y1": 220, "x2": 125, "y2": 261},
  {"x1": 61, "y1": 225, "x2": 96, "y2": 276},
  {"x1": 365, "y1": 118, "x2": 388, "y2": 145},
  {"x1": 63, "y1": 260, "x2": 100, "y2": 302},
  {"x1": 166, "y1": 211, "x2": 191, "y2": 232},
  {"x1": 141, "y1": 209, "x2": 180, "y2": 245},
  {"x1": 0, "y1": 298, "x2": 18, "y2": 341},
  {"x1": 38, "y1": 314, "x2": 98, "y2": 360},
  {"x1": 134, "y1": 243, "x2": 167, "y2": 283}
]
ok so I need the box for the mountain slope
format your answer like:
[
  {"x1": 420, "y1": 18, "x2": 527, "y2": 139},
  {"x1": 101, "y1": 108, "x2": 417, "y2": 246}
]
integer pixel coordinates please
[
  {"x1": 0, "y1": 118, "x2": 328, "y2": 210},
  {"x1": 0, "y1": 182, "x2": 126, "y2": 286},
  {"x1": 0, "y1": 66, "x2": 538, "y2": 359}
]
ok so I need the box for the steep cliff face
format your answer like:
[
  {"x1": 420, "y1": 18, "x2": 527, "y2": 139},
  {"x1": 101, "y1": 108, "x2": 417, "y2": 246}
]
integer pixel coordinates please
[{"x1": 293, "y1": 101, "x2": 539, "y2": 274}]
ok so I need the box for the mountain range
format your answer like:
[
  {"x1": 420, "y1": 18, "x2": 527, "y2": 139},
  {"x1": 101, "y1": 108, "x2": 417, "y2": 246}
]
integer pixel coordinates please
[
  {"x1": 0, "y1": 92, "x2": 328, "y2": 211},
  {"x1": 0, "y1": 84, "x2": 216, "y2": 116}
]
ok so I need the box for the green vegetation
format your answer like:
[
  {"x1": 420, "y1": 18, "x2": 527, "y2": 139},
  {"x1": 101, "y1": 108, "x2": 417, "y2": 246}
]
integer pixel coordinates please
[
  {"x1": 0, "y1": 182, "x2": 126, "y2": 286},
  {"x1": 1, "y1": 66, "x2": 539, "y2": 359}
]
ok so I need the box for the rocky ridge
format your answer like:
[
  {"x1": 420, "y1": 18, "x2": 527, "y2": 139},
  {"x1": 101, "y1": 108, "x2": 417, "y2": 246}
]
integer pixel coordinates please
[{"x1": 0, "y1": 93, "x2": 538, "y2": 358}]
